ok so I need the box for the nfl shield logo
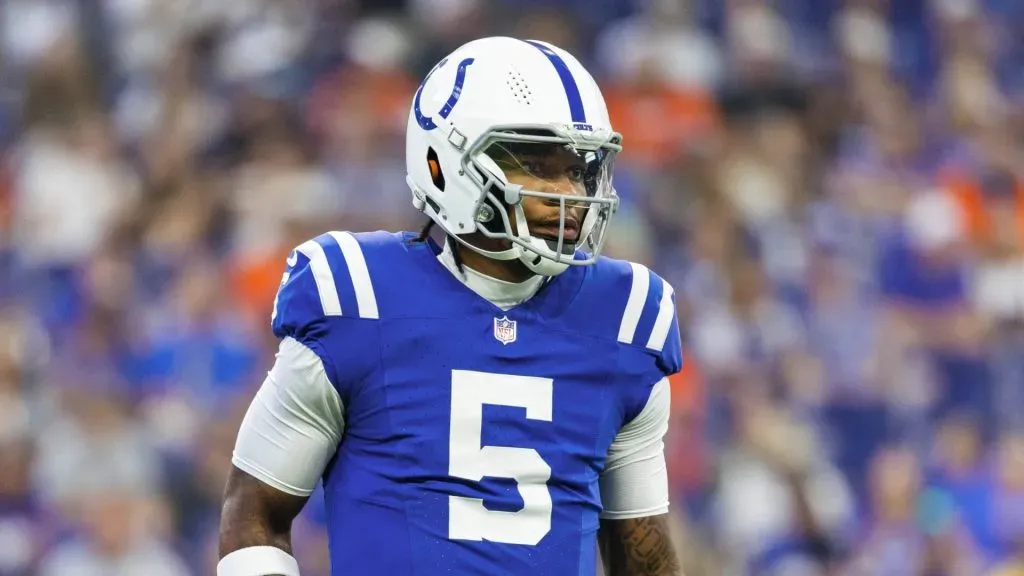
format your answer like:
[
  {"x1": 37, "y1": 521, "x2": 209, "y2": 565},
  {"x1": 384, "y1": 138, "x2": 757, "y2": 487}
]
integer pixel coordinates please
[{"x1": 493, "y1": 316, "x2": 517, "y2": 345}]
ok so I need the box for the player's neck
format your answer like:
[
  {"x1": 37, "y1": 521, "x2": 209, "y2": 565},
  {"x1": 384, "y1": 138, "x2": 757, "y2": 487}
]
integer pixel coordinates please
[{"x1": 455, "y1": 243, "x2": 536, "y2": 284}]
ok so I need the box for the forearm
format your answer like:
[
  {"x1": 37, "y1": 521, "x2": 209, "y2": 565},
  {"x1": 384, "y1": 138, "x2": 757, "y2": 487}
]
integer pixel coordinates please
[
  {"x1": 599, "y1": 515, "x2": 682, "y2": 576},
  {"x1": 219, "y1": 467, "x2": 307, "y2": 558}
]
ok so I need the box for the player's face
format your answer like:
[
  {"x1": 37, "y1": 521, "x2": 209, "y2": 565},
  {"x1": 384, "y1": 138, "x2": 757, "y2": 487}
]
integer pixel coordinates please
[{"x1": 492, "y1": 143, "x2": 589, "y2": 243}]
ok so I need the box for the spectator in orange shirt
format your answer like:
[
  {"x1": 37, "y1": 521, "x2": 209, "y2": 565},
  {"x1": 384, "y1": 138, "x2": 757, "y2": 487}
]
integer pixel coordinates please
[{"x1": 945, "y1": 170, "x2": 1024, "y2": 249}]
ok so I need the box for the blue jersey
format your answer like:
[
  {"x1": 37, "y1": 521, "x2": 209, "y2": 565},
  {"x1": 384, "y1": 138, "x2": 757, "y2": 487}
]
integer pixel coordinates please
[{"x1": 271, "y1": 231, "x2": 683, "y2": 576}]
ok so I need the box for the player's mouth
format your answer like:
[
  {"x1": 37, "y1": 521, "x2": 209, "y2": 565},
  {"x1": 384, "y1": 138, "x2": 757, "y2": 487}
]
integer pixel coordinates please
[
  {"x1": 532, "y1": 226, "x2": 579, "y2": 243},
  {"x1": 532, "y1": 217, "x2": 581, "y2": 243}
]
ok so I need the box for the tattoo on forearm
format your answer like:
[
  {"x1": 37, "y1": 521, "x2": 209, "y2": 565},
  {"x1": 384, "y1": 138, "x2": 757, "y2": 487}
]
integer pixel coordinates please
[
  {"x1": 219, "y1": 467, "x2": 308, "y2": 558},
  {"x1": 599, "y1": 515, "x2": 681, "y2": 576}
]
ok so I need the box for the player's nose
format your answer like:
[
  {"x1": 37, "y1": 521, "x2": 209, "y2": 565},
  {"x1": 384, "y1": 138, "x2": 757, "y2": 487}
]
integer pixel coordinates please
[{"x1": 566, "y1": 200, "x2": 584, "y2": 219}]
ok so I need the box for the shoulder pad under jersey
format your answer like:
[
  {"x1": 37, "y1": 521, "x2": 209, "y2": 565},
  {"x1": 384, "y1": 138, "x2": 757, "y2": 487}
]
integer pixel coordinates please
[
  {"x1": 611, "y1": 261, "x2": 684, "y2": 377},
  {"x1": 271, "y1": 231, "x2": 382, "y2": 340}
]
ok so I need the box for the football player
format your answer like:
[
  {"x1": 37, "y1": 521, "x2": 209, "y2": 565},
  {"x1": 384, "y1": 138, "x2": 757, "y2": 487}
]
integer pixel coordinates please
[{"x1": 218, "y1": 37, "x2": 684, "y2": 576}]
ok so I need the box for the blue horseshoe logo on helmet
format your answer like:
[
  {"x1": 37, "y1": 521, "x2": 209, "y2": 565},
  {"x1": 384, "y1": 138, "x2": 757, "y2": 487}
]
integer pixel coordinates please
[{"x1": 414, "y1": 57, "x2": 475, "y2": 131}]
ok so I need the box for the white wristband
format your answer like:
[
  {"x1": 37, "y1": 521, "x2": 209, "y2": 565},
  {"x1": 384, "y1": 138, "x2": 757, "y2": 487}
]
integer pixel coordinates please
[{"x1": 218, "y1": 546, "x2": 300, "y2": 576}]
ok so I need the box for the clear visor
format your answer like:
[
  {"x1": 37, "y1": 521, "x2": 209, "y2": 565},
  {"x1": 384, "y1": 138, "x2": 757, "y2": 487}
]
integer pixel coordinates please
[{"x1": 462, "y1": 127, "x2": 621, "y2": 264}]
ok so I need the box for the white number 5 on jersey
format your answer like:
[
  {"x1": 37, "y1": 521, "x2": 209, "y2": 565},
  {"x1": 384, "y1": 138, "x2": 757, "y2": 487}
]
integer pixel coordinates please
[{"x1": 448, "y1": 370, "x2": 553, "y2": 546}]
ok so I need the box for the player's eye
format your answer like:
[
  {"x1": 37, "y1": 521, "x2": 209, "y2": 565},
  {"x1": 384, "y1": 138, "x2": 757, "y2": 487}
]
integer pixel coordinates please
[
  {"x1": 522, "y1": 161, "x2": 544, "y2": 176},
  {"x1": 524, "y1": 160, "x2": 561, "y2": 180},
  {"x1": 567, "y1": 166, "x2": 584, "y2": 183}
]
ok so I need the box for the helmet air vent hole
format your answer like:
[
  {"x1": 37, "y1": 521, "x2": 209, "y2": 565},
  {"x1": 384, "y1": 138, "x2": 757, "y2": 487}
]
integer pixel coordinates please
[{"x1": 427, "y1": 147, "x2": 445, "y2": 191}]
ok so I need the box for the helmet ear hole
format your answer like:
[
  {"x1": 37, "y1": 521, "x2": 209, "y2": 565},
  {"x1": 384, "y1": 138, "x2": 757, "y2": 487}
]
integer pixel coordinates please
[
  {"x1": 479, "y1": 194, "x2": 505, "y2": 234},
  {"x1": 427, "y1": 147, "x2": 445, "y2": 191}
]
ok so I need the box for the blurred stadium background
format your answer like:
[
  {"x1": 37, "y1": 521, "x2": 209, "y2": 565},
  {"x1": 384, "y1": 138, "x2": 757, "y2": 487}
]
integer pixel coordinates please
[{"x1": 3, "y1": 0, "x2": 1024, "y2": 574}]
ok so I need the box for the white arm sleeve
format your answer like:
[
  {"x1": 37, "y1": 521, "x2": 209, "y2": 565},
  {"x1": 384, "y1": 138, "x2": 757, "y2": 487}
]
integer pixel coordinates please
[
  {"x1": 599, "y1": 377, "x2": 671, "y2": 519},
  {"x1": 231, "y1": 337, "x2": 344, "y2": 497}
]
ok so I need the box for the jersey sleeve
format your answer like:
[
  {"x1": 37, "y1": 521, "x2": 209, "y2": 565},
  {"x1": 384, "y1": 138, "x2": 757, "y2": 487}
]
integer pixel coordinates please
[
  {"x1": 615, "y1": 263, "x2": 684, "y2": 378},
  {"x1": 232, "y1": 337, "x2": 344, "y2": 496},
  {"x1": 599, "y1": 376, "x2": 671, "y2": 519},
  {"x1": 600, "y1": 263, "x2": 682, "y2": 519},
  {"x1": 270, "y1": 231, "x2": 381, "y2": 397}
]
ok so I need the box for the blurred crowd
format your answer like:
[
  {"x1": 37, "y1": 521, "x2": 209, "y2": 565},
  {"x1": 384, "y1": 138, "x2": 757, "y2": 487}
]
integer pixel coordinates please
[{"x1": 3, "y1": 0, "x2": 1024, "y2": 574}]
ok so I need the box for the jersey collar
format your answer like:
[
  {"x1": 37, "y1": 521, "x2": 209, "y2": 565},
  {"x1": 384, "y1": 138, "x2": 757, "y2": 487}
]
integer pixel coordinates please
[{"x1": 438, "y1": 240, "x2": 545, "y2": 311}]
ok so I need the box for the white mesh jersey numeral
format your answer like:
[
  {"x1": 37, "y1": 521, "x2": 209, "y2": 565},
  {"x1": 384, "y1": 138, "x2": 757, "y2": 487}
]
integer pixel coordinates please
[{"x1": 448, "y1": 370, "x2": 553, "y2": 546}]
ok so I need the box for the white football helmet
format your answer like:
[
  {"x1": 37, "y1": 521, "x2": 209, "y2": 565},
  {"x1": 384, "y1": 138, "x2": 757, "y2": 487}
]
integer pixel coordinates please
[{"x1": 405, "y1": 36, "x2": 622, "y2": 276}]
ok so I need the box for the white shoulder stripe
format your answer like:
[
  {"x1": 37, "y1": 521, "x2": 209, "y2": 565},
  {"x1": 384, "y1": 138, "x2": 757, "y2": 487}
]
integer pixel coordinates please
[
  {"x1": 328, "y1": 231, "x2": 379, "y2": 319},
  {"x1": 296, "y1": 240, "x2": 342, "y2": 316},
  {"x1": 617, "y1": 262, "x2": 650, "y2": 344},
  {"x1": 646, "y1": 280, "x2": 675, "y2": 352}
]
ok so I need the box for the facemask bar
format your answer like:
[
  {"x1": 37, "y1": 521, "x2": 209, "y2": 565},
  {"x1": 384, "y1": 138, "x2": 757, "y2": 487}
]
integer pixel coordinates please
[{"x1": 458, "y1": 124, "x2": 622, "y2": 266}]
